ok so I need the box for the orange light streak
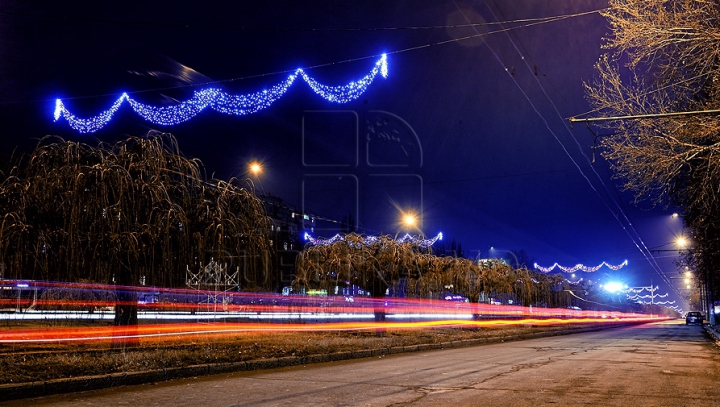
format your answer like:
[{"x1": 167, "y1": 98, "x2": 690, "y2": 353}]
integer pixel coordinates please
[
  {"x1": 1, "y1": 279, "x2": 672, "y2": 345},
  {"x1": 0, "y1": 316, "x2": 669, "y2": 344}
]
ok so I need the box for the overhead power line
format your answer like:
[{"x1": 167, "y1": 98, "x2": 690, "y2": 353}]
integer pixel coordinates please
[
  {"x1": 569, "y1": 109, "x2": 720, "y2": 124},
  {"x1": 0, "y1": 8, "x2": 605, "y2": 32}
]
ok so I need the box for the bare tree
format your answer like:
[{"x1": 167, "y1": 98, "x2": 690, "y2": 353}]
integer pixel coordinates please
[
  {"x1": 585, "y1": 0, "x2": 720, "y2": 209},
  {"x1": 584, "y1": 0, "x2": 720, "y2": 310}
]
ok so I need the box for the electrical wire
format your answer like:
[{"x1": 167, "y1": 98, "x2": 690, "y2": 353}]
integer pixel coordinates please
[
  {"x1": 477, "y1": 0, "x2": 682, "y2": 300},
  {"x1": 0, "y1": 8, "x2": 606, "y2": 32},
  {"x1": 0, "y1": 7, "x2": 607, "y2": 106}
]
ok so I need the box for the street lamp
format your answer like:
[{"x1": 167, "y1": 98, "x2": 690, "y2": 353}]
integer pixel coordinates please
[
  {"x1": 396, "y1": 209, "x2": 420, "y2": 234},
  {"x1": 684, "y1": 269, "x2": 693, "y2": 289},
  {"x1": 247, "y1": 161, "x2": 266, "y2": 194},
  {"x1": 676, "y1": 236, "x2": 688, "y2": 249},
  {"x1": 249, "y1": 161, "x2": 262, "y2": 177},
  {"x1": 403, "y1": 213, "x2": 417, "y2": 228}
]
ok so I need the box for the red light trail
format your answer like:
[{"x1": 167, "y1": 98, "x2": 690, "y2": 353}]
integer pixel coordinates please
[{"x1": 0, "y1": 279, "x2": 670, "y2": 344}]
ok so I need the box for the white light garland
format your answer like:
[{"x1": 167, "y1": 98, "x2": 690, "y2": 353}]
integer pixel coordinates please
[
  {"x1": 533, "y1": 259, "x2": 628, "y2": 273},
  {"x1": 635, "y1": 300, "x2": 676, "y2": 305},
  {"x1": 54, "y1": 54, "x2": 388, "y2": 133},
  {"x1": 304, "y1": 232, "x2": 442, "y2": 249},
  {"x1": 627, "y1": 293, "x2": 668, "y2": 300},
  {"x1": 624, "y1": 285, "x2": 675, "y2": 306},
  {"x1": 624, "y1": 285, "x2": 658, "y2": 294}
]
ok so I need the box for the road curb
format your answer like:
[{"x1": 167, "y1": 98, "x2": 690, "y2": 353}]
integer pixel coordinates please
[
  {"x1": 704, "y1": 324, "x2": 720, "y2": 343},
  {"x1": 0, "y1": 321, "x2": 644, "y2": 401}
]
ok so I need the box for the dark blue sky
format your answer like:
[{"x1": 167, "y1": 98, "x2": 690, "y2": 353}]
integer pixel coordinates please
[{"x1": 0, "y1": 1, "x2": 688, "y2": 309}]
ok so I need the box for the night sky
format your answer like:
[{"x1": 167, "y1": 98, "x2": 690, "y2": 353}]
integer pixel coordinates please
[{"x1": 0, "y1": 1, "x2": 688, "y2": 309}]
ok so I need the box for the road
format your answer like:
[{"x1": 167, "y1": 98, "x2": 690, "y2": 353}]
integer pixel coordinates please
[{"x1": 3, "y1": 320, "x2": 719, "y2": 406}]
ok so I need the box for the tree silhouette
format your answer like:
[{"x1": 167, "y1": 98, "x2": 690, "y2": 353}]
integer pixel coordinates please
[{"x1": 0, "y1": 133, "x2": 272, "y2": 326}]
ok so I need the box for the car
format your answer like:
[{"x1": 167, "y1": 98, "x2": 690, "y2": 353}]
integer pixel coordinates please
[{"x1": 686, "y1": 311, "x2": 703, "y2": 325}]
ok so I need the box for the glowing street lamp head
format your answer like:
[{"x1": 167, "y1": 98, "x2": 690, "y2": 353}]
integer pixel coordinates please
[
  {"x1": 676, "y1": 236, "x2": 688, "y2": 248},
  {"x1": 249, "y1": 162, "x2": 262, "y2": 177},
  {"x1": 403, "y1": 214, "x2": 417, "y2": 227},
  {"x1": 604, "y1": 282, "x2": 624, "y2": 293}
]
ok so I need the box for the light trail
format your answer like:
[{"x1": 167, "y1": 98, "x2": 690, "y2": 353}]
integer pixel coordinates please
[
  {"x1": 0, "y1": 316, "x2": 666, "y2": 344},
  {"x1": 0, "y1": 279, "x2": 671, "y2": 344}
]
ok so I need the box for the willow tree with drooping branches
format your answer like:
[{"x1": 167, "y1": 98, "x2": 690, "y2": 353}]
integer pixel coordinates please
[
  {"x1": 584, "y1": 0, "x2": 720, "y2": 312},
  {"x1": 294, "y1": 233, "x2": 425, "y2": 300},
  {"x1": 294, "y1": 233, "x2": 575, "y2": 310},
  {"x1": 0, "y1": 133, "x2": 272, "y2": 324}
]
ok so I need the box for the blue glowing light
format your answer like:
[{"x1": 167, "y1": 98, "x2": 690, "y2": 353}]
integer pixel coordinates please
[
  {"x1": 603, "y1": 282, "x2": 625, "y2": 293},
  {"x1": 54, "y1": 54, "x2": 388, "y2": 133}
]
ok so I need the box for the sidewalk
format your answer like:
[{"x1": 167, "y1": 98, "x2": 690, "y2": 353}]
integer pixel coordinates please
[{"x1": 706, "y1": 323, "x2": 720, "y2": 342}]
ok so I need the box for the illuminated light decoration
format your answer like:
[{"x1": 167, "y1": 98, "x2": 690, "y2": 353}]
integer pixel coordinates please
[
  {"x1": 54, "y1": 54, "x2": 389, "y2": 133},
  {"x1": 562, "y1": 278, "x2": 584, "y2": 286},
  {"x1": 533, "y1": 259, "x2": 628, "y2": 273},
  {"x1": 624, "y1": 285, "x2": 659, "y2": 294},
  {"x1": 397, "y1": 232, "x2": 443, "y2": 249},
  {"x1": 627, "y1": 293, "x2": 669, "y2": 300},
  {"x1": 624, "y1": 285, "x2": 674, "y2": 305},
  {"x1": 668, "y1": 305, "x2": 684, "y2": 314},
  {"x1": 54, "y1": 95, "x2": 127, "y2": 134},
  {"x1": 304, "y1": 232, "x2": 442, "y2": 249},
  {"x1": 634, "y1": 300, "x2": 676, "y2": 305}
]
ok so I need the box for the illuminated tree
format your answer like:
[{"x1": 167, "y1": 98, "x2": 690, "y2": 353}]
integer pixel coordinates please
[
  {"x1": 0, "y1": 133, "x2": 272, "y2": 325},
  {"x1": 295, "y1": 233, "x2": 574, "y2": 309},
  {"x1": 295, "y1": 234, "x2": 420, "y2": 300},
  {"x1": 584, "y1": 0, "x2": 720, "y2": 311}
]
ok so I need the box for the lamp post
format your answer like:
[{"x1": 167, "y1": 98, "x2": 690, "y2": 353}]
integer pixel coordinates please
[
  {"x1": 649, "y1": 230, "x2": 714, "y2": 323},
  {"x1": 675, "y1": 237, "x2": 714, "y2": 324},
  {"x1": 247, "y1": 161, "x2": 265, "y2": 194}
]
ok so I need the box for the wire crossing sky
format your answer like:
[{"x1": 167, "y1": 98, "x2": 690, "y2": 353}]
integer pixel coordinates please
[{"x1": 53, "y1": 54, "x2": 388, "y2": 133}]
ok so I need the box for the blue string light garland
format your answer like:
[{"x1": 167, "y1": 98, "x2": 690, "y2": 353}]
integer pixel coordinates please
[{"x1": 54, "y1": 54, "x2": 388, "y2": 133}]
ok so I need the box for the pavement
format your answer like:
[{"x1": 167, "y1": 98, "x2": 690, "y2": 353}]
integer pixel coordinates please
[
  {"x1": 705, "y1": 323, "x2": 720, "y2": 343},
  {"x1": 3, "y1": 320, "x2": 718, "y2": 407},
  {"x1": 0, "y1": 321, "x2": 641, "y2": 402}
]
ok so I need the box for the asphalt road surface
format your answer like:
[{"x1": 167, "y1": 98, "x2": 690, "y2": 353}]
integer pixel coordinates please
[{"x1": 3, "y1": 320, "x2": 719, "y2": 406}]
